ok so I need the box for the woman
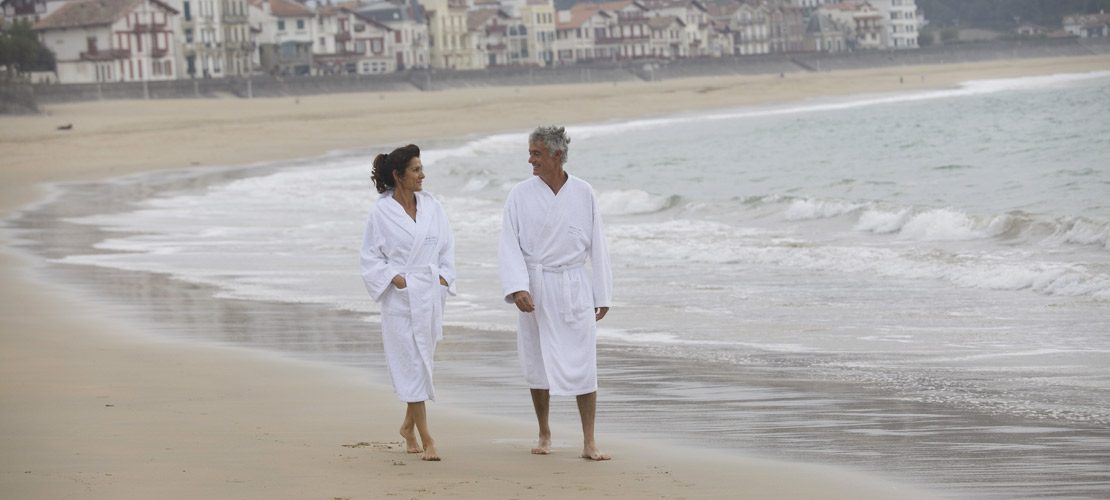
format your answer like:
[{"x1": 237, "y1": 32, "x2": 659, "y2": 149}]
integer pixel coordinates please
[{"x1": 360, "y1": 144, "x2": 455, "y2": 461}]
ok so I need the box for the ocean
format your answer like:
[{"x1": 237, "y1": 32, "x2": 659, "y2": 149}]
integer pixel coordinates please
[{"x1": 12, "y1": 71, "x2": 1110, "y2": 498}]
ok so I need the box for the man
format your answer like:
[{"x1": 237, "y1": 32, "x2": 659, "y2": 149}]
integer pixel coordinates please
[{"x1": 498, "y1": 126, "x2": 613, "y2": 461}]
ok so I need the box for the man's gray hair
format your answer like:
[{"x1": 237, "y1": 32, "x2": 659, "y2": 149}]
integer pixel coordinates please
[{"x1": 530, "y1": 126, "x2": 570, "y2": 165}]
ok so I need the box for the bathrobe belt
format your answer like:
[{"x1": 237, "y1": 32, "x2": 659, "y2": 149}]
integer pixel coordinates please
[
  {"x1": 400, "y1": 264, "x2": 444, "y2": 342},
  {"x1": 527, "y1": 261, "x2": 585, "y2": 324}
]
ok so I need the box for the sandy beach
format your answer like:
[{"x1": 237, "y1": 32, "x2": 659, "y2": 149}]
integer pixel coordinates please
[{"x1": 3, "y1": 55, "x2": 1109, "y2": 499}]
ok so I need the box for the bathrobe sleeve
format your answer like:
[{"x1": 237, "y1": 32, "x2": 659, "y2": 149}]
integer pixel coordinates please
[
  {"x1": 498, "y1": 190, "x2": 531, "y2": 303},
  {"x1": 435, "y1": 200, "x2": 458, "y2": 295},
  {"x1": 360, "y1": 208, "x2": 400, "y2": 302},
  {"x1": 588, "y1": 189, "x2": 612, "y2": 308}
]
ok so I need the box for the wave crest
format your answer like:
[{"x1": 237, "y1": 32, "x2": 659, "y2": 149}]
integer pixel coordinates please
[{"x1": 598, "y1": 190, "x2": 679, "y2": 215}]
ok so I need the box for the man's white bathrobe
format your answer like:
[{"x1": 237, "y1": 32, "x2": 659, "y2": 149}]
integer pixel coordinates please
[
  {"x1": 499, "y1": 175, "x2": 612, "y2": 396},
  {"x1": 361, "y1": 191, "x2": 456, "y2": 403}
]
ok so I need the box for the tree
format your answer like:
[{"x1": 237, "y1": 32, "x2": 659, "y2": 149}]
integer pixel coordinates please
[
  {"x1": 940, "y1": 27, "x2": 959, "y2": 43},
  {"x1": 918, "y1": 29, "x2": 935, "y2": 47},
  {"x1": 917, "y1": 0, "x2": 1110, "y2": 29},
  {"x1": 0, "y1": 20, "x2": 55, "y2": 75}
]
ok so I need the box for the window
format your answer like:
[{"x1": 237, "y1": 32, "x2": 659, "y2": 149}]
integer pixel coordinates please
[
  {"x1": 186, "y1": 28, "x2": 193, "y2": 42},
  {"x1": 297, "y1": 19, "x2": 305, "y2": 30},
  {"x1": 278, "y1": 20, "x2": 285, "y2": 30},
  {"x1": 371, "y1": 39, "x2": 382, "y2": 53},
  {"x1": 86, "y1": 36, "x2": 98, "y2": 53}
]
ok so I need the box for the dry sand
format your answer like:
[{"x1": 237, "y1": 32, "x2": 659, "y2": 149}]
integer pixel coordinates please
[{"x1": 2, "y1": 55, "x2": 1108, "y2": 499}]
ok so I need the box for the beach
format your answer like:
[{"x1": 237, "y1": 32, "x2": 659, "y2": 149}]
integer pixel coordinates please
[{"x1": 3, "y1": 55, "x2": 1109, "y2": 499}]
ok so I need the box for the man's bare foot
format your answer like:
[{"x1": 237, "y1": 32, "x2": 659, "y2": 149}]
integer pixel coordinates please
[
  {"x1": 531, "y1": 435, "x2": 552, "y2": 455},
  {"x1": 422, "y1": 442, "x2": 441, "y2": 461},
  {"x1": 400, "y1": 427, "x2": 422, "y2": 453},
  {"x1": 581, "y1": 445, "x2": 611, "y2": 461}
]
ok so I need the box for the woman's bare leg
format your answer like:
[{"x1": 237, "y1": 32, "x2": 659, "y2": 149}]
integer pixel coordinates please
[
  {"x1": 400, "y1": 403, "x2": 421, "y2": 453},
  {"x1": 408, "y1": 401, "x2": 439, "y2": 461}
]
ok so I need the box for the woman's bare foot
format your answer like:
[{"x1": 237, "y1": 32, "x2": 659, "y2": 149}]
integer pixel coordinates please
[
  {"x1": 421, "y1": 442, "x2": 441, "y2": 461},
  {"x1": 581, "y1": 444, "x2": 611, "y2": 461},
  {"x1": 531, "y1": 434, "x2": 552, "y2": 455},
  {"x1": 400, "y1": 427, "x2": 422, "y2": 454}
]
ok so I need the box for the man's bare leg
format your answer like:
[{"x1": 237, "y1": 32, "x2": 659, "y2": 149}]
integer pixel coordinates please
[
  {"x1": 576, "y1": 391, "x2": 611, "y2": 461},
  {"x1": 408, "y1": 401, "x2": 440, "y2": 461},
  {"x1": 400, "y1": 403, "x2": 422, "y2": 453},
  {"x1": 530, "y1": 388, "x2": 552, "y2": 454}
]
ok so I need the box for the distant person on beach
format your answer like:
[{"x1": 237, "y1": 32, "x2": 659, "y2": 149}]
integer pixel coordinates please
[
  {"x1": 498, "y1": 126, "x2": 613, "y2": 461},
  {"x1": 360, "y1": 144, "x2": 456, "y2": 461}
]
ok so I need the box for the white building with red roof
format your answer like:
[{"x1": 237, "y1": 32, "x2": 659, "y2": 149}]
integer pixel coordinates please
[{"x1": 34, "y1": 0, "x2": 180, "y2": 83}]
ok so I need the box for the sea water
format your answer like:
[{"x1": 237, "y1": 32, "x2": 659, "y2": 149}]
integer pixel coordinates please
[{"x1": 41, "y1": 71, "x2": 1110, "y2": 497}]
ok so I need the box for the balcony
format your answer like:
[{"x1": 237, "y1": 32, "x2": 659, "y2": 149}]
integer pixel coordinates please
[{"x1": 80, "y1": 49, "x2": 130, "y2": 61}]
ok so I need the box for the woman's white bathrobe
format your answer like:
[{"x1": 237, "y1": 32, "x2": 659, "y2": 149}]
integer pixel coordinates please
[
  {"x1": 361, "y1": 191, "x2": 456, "y2": 402},
  {"x1": 498, "y1": 175, "x2": 612, "y2": 396}
]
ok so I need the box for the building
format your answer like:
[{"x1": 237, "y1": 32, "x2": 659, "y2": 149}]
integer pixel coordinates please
[
  {"x1": 870, "y1": 0, "x2": 917, "y2": 49},
  {"x1": 646, "y1": 14, "x2": 683, "y2": 58},
  {"x1": 641, "y1": 0, "x2": 711, "y2": 57},
  {"x1": 708, "y1": 1, "x2": 769, "y2": 56},
  {"x1": 34, "y1": 0, "x2": 180, "y2": 83},
  {"x1": 766, "y1": 1, "x2": 804, "y2": 53},
  {"x1": 166, "y1": 0, "x2": 252, "y2": 78},
  {"x1": 554, "y1": 2, "x2": 611, "y2": 63},
  {"x1": 2, "y1": 0, "x2": 67, "y2": 26},
  {"x1": 354, "y1": 0, "x2": 429, "y2": 70},
  {"x1": 805, "y1": 11, "x2": 846, "y2": 52},
  {"x1": 1063, "y1": 12, "x2": 1110, "y2": 38},
  {"x1": 328, "y1": 7, "x2": 396, "y2": 73},
  {"x1": 593, "y1": 0, "x2": 651, "y2": 60},
  {"x1": 821, "y1": 1, "x2": 882, "y2": 50},
  {"x1": 423, "y1": 0, "x2": 479, "y2": 69},
  {"x1": 520, "y1": 0, "x2": 555, "y2": 65},
  {"x1": 250, "y1": 0, "x2": 315, "y2": 75},
  {"x1": 468, "y1": 8, "x2": 513, "y2": 66}
]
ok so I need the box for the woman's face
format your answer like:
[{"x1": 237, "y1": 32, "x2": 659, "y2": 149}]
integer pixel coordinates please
[{"x1": 394, "y1": 157, "x2": 425, "y2": 192}]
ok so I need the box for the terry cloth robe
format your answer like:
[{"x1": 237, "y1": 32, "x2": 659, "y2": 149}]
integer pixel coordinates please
[
  {"x1": 498, "y1": 175, "x2": 613, "y2": 396},
  {"x1": 361, "y1": 190, "x2": 456, "y2": 403}
]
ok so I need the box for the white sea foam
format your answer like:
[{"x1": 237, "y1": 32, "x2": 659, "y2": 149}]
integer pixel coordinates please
[
  {"x1": 597, "y1": 189, "x2": 676, "y2": 215},
  {"x1": 783, "y1": 198, "x2": 865, "y2": 221},
  {"x1": 897, "y1": 208, "x2": 986, "y2": 241}
]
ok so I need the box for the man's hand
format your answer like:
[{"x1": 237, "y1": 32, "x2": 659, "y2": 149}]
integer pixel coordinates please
[
  {"x1": 392, "y1": 275, "x2": 407, "y2": 289},
  {"x1": 595, "y1": 307, "x2": 609, "y2": 322},
  {"x1": 512, "y1": 291, "x2": 535, "y2": 313}
]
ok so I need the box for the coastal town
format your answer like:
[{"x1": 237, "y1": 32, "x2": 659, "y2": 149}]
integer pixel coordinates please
[
  {"x1": 7, "y1": 0, "x2": 926, "y2": 84},
  {"x1": 1, "y1": 0, "x2": 1108, "y2": 85}
]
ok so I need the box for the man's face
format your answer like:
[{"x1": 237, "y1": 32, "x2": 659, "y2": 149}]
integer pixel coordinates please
[{"x1": 529, "y1": 142, "x2": 562, "y2": 178}]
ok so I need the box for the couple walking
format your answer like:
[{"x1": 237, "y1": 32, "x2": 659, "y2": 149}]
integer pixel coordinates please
[{"x1": 359, "y1": 126, "x2": 613, "y2": 462}]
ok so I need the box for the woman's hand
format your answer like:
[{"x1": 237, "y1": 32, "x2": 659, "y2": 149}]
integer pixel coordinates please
[{"x1": 392, "y1": 275, "x2": 407, "y2": 289}]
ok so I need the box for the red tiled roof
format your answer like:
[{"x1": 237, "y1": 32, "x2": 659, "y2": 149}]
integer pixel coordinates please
[
  {"x1": 269, "y1": 0, "x2": 313, "y2": 18},
  {"x1": 557, "y1": 5, "x2": 607, "y2": 29},
  {"x1": 34, "y1": 0, "x2": 176, "y2": 30}
]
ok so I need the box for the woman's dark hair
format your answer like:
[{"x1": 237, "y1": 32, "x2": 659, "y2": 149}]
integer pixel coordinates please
[{"x1": 371, "y1": 144, "x2": 420, "y2": 193}]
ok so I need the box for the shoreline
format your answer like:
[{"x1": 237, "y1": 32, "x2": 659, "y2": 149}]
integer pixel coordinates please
[
  {"x1": 4, "y1": 55, "x2": 1109, "y2": 498},
  {"x1": 1, "y1": 158, "x2": 936, "y2": 500}
]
